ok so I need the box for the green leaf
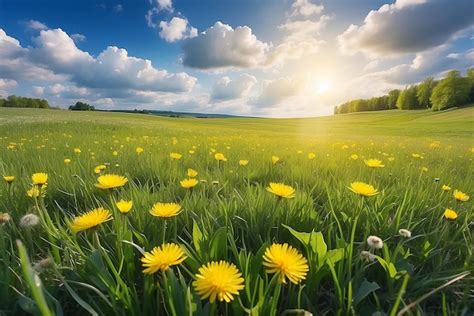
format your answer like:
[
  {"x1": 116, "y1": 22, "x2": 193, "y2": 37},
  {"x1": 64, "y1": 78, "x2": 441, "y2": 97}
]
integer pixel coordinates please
[
  {"x1": 210, "y1": 227, "x2": 227, "y2": 259},
  {"x1": 282, "y1": 224, "x2": 327, "y2": 265},
  {"x1": 353, "y1": 279, "x2": 380, "y2": 306},
  {"x1": 192, "y1": 220, "x2": 203, "y2": 254}
]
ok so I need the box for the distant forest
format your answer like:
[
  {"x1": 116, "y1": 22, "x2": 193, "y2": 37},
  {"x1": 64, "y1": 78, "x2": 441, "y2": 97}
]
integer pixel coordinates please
[
  {"x1": 0, "y1": 95, "x2": 49, "y2": 109},
  {"x1": 334, "y1": 68, "x2": 474, "y2": 114}
]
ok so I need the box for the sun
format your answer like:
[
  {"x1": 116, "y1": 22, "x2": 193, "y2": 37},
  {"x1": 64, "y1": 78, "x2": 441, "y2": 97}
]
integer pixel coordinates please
[{"x1": 316, "y1": 81, "x2": 330, "y2": 94}]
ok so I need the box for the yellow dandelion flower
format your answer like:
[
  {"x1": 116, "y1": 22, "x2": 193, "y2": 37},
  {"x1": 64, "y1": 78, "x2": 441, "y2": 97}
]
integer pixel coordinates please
[
  {"x1": 421, "y1": 167, "x2": 428, "y2": 172},
  {"x1": 31, "y1": 173, "x2": 48, "y2": 186},
  {"x1": 70, "y1": 207, "x2": 112, "y2": 233},
  {"x1": 94, "y1": 165, "x2": 107, "y2": 174},
  {"x1": 442, "y1": 185, "x2": 451, "y2": 191},
  {"x1": 150, "y1": 202, "x2": 182, "y2": 218},
  {"x1": 95, "y1": 174, "x2": 128, "y2": 189},
  {"x1": 308, "y1": 153, "x2": 316, "y2": 160},
  {"x1": 26, "y1": 185, "x2": 47, "y2": 198},
  {"x1": 443, "y1": 208, "x2": 458, "y2": 220},
  {"x1": 170, "y1": 152, "x2": 182, "y2": 160},
  {"x1": 112, "y1": 151, "x2": 119, "y2": 156},
  {"x1": 189, "y1": 150, "x2": 195, "y2": 154},
  {"x1": 116, "y1": 199, "x2": 133, "y2": 214},
  {"x1": 364, "y1": 159, "x2": 385, "y2": 168},
  {"x1": 141, "y1": 243, "x2": 186, "y2": 274},
  {"x1": 136, "y1": 147, "x2": 144, "y2": 154},
  {"x1": 453, "y1": 190, "x2": 469, "y2": 202},
  {"x1": 350, "y1": 154, "x2": 358, "y2": 160},
  {"x1": 64, "y1": 158, "x2": 71, "y2": 164},
  {"x1": 3, "y1": 175, "x2": 15, "y2": 183},
  {"x1": 349, "y1": 182, "x2": 379, "y2": 197},
  {"x1": 263, "y1": 243, "x2": 309, "y2": 284},
  {"x1": 266, "y1": 182, "x2": 295, "y2": 199},
  {"x1": 239, "y1": 159, "x2": 249, "y2": 166},
  {"x1": 74, "y1": 148, "x2": 81, "y2": 154},
  {"x1": 272, "y1": 156, "x2": 280, "y2": 164},
  {"x1": 187, "y1": 168, "x2": 198, "y2": 178},
  {"x1": 214, "y1": 153, "x2": 227, "y2": 161},
  {"x1": 180, "y1": 178, "x2": 198, "y2": 189},
  {"x1": 193, "y1": 261, "x2": 245, "y2": 303}
]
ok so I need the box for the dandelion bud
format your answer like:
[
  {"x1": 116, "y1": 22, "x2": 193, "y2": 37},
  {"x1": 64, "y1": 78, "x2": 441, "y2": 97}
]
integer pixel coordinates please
[
  {"x1": 398, "y1": 229, "x2": 412, "y2": 238},
  {"x1": 19, "y1": 214, "x2": 40, "y2": 228},
  {"x1": 0, "y1": 213, "x2": 11, "y2": 224},
  {"x1": 360, "y1": 250, "x2": 375, "y2": 262},
  {"x1": 367, "y1": 235, "x2": 384, "y2": 249}
]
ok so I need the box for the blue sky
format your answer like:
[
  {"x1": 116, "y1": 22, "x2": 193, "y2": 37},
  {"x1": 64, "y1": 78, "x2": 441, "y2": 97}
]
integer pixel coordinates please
[{"x1": 0, "y1": 0, "x2": 472, "y2": 117}]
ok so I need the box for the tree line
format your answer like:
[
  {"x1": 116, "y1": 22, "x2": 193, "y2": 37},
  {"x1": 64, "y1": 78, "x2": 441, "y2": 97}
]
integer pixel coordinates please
[
  {"x1": 334, "y1": 68, "x2": 474, "y2": 114},
  {"x1": 0, "y1": 95, "x2": 50, "y2": 109}
]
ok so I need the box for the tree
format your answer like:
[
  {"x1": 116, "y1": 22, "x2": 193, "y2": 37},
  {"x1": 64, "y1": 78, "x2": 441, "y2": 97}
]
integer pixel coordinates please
[
  {"x1": 69, "y1": 101, "x2": 95, "y2": 111},
  {"x1": 467, "y1": 67, "x2": 474, "y2": 102},
  {"x1": 397, "y1": 86, "x2": 419, "y2": 110},
  {"x1": 416, "y1": 77, "x2": 436, "y2": 108},
  {"x1": 430, "y1": 70, "x2": 470, "y2": 111},
  {"x1": 388, "y1": 89, "x2": 400, "y2": 109}
]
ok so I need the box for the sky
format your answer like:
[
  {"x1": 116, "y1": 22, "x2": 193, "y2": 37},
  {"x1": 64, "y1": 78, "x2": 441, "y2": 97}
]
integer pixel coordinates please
[{"x1": 0, "y1": 0, "x2": 473, "y2": 117}]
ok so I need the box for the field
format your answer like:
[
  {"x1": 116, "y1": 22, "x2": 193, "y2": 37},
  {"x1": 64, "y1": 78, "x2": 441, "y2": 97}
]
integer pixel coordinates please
[{"x1": 0, "y1": 107, "x2": 473, "y2": 315}]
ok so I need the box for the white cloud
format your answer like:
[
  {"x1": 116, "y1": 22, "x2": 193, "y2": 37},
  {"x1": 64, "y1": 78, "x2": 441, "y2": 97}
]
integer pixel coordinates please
[
  {"x1": 159, "y1": 17, "x2": 197, "y2": 42},
  {"x1": 182, "y1": 22, "x2": 269, "y2": 69},
  {"x1": 157, "y1": 0, "x2": 173, "y2": 12},
  {"x1": 25, "y1": 20, "x2": 48, "y2": 31},
  {"x1": 71, "y1": 33, "x2": 86, "y2": 42},
  {"x1": 290, "y1": 0, "x2": 324, "y2": 17},
  {"x1": 338, "y1": 0, "x2": 474, "y2": 56},
  {"x1": 252, "y1": 77, "x2": 306, "y2": 105},
  {"x1": 211, "y1": 74, "x2": 257, "y2": 101},
  {"x1": 0, "y1": 78, "x2": 17, "y2": 96},
  {"x1": 113, "y1": 4, "x2": 123, "y2": 13}
]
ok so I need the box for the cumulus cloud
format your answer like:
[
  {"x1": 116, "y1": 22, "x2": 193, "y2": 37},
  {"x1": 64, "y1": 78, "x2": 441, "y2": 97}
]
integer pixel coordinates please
[
  {"x1": 25, "y1": 20, "x2": 48, "y2": 31},
  {"x1": 146, "y1": 0, "x2": 175, "y2": 29},
  {"x1": 159, "y1": 17, "x2": 197, "y2": 42},
  {"x1": 182, "y1": 22, "x2": 269, "y2": 69},
  {"x1": 338, "y1": 0, "x2": 474, "y2": 56},
  {"x1": 71, "y1": 33, "x2": 86, "y2": 42},
  {"x1": 211, "y1": 74, "x2": 257, "y2": 101},
  {"x1": 252, "y1": 77, "x2": 306, "y2": 105},
  {"x1": 290, "y1": 0, "x2": 323, "y2": 17},
  {"x1": 0, "y1": 28, "x2": 197, "y2": 94},
  {"x1": 0, "y1": 78, "x2": 17, "y2": 96}
]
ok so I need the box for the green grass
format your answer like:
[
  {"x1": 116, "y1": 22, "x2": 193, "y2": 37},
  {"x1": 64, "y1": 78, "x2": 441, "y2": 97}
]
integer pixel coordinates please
[{"x1": 0, "y1": 107, "x2": 472, "y2": 315}]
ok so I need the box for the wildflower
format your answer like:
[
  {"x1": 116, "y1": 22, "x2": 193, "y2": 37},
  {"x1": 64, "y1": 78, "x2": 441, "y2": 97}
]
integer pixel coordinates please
[
  {"x1": 0, "y1": 213, "x2": 11, "y2": 224},
  {"x1": 442, "y1": 185, "x2": 451, "y2": 191},
  {"x1": 308, "y1": 153, "x2": 316, "y2": 160},
  {"x1": 116, "y1": 200, "x2": 133, "y2": 214},
  {"x1": 27, "y1": 185, "x2": 47, "y2": 198},
  {"x1": 444, "y1": 208, "x2": 458, "y2": 220},
  {"x1": 239, "y1": 160, "x2": 249, "y2": 166},
  {"x1": 388, "y1": 157, "x2": 395, "y2": 162},
  {"x1": 350, "y1": 154, "x2": 358, "y2": 160},
  {"x1": 19, "y1": 214, "x2": 40, "y2": 228},
  {"x1": 94, "y1": 165, "x2": 107, "y2": 174},
  {"x1": 3, "y1": 175, "x2": 15, "y2": 183},
  {"x1": 266, "y1": 182, "x2": 295, "y2": 199},
  {"x1": 150, "y1": 202, "x2": 182, "y2": 218},
  {"x1": 141, "y1": 243, "x2": 186, "y2": 274},
  {"x1": 180, "y1": 178, "x2": 198, "y2": 189},
  {"x1": 136, "y1": 147, "x2": 144, "y2": 154},
  {"x1": 360, "y1": 250, "x2": 376, "y2": 262},
  {"x1": 398, "y1": 229, "x2": 412, "y2": 238},
  {"x1": 453, "y1": 190, "x2": 469, "y2": 202},
  {"x1": 70, "y1": 207, "x2": 113, "y2": 233},
  {"x1": 349, "y1": 182, "x2": 379, "y2": 197},
  {"x1": 367, "y1": 235, "x2": 384, "y2": 249},
  {"x1": 215, "y1": 153, "x2": 227, "y2": 162},
  {"x1": 421, "y1": 167, "x2": 428, "y2": 172},
  {"x1": 187, "y1": 168, "x2": 198, "y2": 178},
  {"x1": 31, "y1": 173, "x2": 48, "y2": 186},
  {"x1": 112, "y1": 151, "x2": 118, "y2": 156},
  {"x1": 272, "y1": 156, "x2": 280, "y2": 164},
  {"x1": 64, "y1": 158, "x2": 71, "y2": 164},
  {"x1": 263, "y1": 243, "x2": 309, "y2": 284},
  {"x1": 95, "y1": 174, "x2": 128, "y2": 189},
  {"x1": 364, "y1": 159, "x2": 385, "y2": 168},
  {"x1": 411, "y1": 153, "x2": 423, "y2": 159},
  {"x1": 189, "y1": 150, "x2": 195, "y2": 154},
  {"x1": 170, "y1": 152, "x2": 182, "y2": 160},
  {"x1": 193, "y1": 261, "x2": 245, "y2": 303},
  {"x1": 74, "y1": 148, "x2": 81, "y2": 154}
]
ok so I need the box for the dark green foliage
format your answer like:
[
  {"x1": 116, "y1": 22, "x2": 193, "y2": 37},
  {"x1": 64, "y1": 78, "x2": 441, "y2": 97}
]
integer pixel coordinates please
[
  {"x1": 387, "y1": 89, "x2": 400, "y2": 109},
  {"x1": 397, "y1": 86, "x2": 419, "y2": 110},
  {"x1": 416, "y1": 77, "x2": 436, "y2": 108},
  {"x1": 69, "y1": 101, "x2": 95, "y2": 111},
  {"x1": 0, "y1": 95, "x2": 49, "y2": 108}
]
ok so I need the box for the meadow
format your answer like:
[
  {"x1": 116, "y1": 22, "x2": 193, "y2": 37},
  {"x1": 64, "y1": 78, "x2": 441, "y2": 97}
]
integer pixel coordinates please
[{"x1": 0, "y1": 107, "x2": 472, "y2": 315}]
